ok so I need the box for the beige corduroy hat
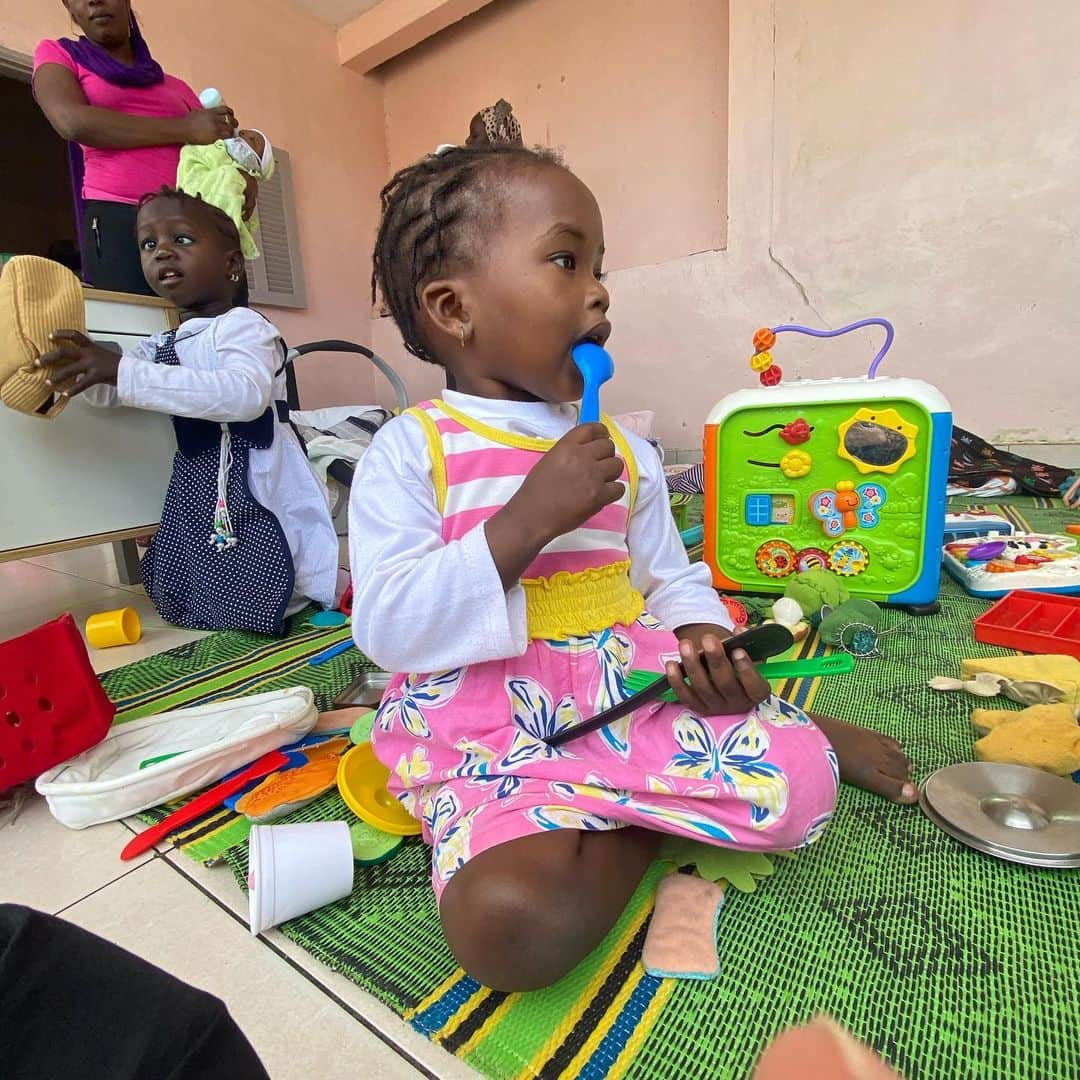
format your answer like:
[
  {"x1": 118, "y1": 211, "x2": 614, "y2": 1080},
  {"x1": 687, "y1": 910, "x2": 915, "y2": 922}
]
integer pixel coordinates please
[{"x1": 0, "y1": 256, "x2": 85, "y2": 419}]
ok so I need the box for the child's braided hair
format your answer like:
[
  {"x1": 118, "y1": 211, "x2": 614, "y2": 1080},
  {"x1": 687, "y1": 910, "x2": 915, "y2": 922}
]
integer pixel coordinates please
[{"x1": 372, "y1": 144, "x2": 563, "y2": 365}]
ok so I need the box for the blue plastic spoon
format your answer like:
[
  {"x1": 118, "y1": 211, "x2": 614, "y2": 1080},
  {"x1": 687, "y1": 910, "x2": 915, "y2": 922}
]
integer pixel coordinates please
[{"x1": 572, "y1": 342, "x2": 615, "y2": 424}]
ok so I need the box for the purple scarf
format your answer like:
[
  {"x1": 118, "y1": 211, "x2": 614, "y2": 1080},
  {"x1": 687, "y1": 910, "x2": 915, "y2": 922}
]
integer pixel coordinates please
[
  {"x1": 57, "y1": 15, "x2": 165, "y2": 267},
  {"x1": 57, "y1": 14, "x2": 164, "y2": 87}
]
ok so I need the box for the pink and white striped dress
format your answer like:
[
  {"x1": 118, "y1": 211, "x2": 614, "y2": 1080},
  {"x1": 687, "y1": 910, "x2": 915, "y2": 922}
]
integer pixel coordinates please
[{"x1": 371, "y1": 399, "x2": 839, "y2": 901}]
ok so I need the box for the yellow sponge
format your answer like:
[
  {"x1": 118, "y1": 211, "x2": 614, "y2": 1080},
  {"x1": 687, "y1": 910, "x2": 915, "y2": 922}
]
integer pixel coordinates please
[
  {"x1": 962, "y1": 655, "x2": 1080, "y2": 700},
  {"x1": 972, "y1": 704, "x2": 1080, "y2": 777},
  {"x1": 0, "y1": 256, "x2": 84, "y2": 419}
]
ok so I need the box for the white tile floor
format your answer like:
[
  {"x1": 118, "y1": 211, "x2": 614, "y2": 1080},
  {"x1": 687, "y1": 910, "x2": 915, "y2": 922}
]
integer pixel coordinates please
[{"x1": 0, "y1": 544, "x2": 476, "y2": 1080}]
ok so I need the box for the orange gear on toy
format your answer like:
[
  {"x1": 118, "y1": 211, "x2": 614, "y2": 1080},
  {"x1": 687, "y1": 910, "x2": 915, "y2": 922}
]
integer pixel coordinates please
[
  {"x1": 753, "y1": 328, "x2": 776, "y2": 352},
  {"x1": 755, "y1": 539, "x2": 797, "y2": 578},
  {"x1": 750, "y1": 350, "x2": 774, "y2": 373}
]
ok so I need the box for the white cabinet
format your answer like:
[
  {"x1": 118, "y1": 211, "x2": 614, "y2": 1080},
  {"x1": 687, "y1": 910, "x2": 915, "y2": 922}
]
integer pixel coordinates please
[{"x1": 0, "y1": 290, "x2": 177, "y2": 560}]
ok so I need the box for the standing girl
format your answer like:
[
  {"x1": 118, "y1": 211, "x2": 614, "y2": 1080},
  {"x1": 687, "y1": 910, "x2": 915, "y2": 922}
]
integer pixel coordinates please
[
  {"x1": 38, "y1": 188, "x2": 339, "y2": 635},
  {"x1": 34, "y1": 0, "x2": 235, "y2": 294},
  {"x1": 350, "y1": 146, "x2": 917, "y2": 991}
]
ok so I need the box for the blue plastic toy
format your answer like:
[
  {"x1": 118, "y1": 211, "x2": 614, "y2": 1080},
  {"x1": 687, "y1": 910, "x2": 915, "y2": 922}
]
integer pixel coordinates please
[{"x1": 572, "y1": 342, "x2": 614, "y2": 424}]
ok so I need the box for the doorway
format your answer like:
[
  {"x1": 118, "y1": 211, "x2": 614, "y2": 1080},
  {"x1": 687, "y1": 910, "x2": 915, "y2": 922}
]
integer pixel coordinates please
[{"x1": 0, "y1": 49, "x2": 79, "y2": 273}]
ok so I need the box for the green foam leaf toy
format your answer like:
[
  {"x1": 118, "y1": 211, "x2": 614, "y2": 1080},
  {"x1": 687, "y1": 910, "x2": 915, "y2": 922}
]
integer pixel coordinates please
[
  {"x1": 660, "y1": 835, "x2": 781, "y2": 893},
  {"x1": 349, "y1": 820, "x2": 403, "y2": 865}
]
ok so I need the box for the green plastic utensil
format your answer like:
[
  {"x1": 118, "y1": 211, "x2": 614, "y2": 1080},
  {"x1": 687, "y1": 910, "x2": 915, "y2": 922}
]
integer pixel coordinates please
[
  {"x1": 622, "y1": 652, "x2": 853, "y2": 703},
  {"x1": 753, "y1": 653, "x2": 854, "y2": 680},
  {"x1": 138, "y1": 751, "x2": 182, "y2": 770}
]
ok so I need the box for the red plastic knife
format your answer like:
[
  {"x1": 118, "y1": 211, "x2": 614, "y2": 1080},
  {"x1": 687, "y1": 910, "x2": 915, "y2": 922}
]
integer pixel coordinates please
[{"x1": 120, "y1": 748, "x2": 289, "y2": 861}]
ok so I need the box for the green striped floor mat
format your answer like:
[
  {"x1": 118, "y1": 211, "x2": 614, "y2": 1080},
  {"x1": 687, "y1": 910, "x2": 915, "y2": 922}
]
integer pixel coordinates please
[{"x1": 99, "y1": 499, "x2": 1079, "y2": 1079}]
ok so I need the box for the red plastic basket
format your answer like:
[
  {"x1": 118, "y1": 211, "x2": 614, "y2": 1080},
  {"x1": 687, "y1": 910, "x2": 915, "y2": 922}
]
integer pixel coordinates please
[
  {"x1": 0, "y1": 613, "x2": 115, "y2": 791},
  {"x1": 973, "y1": 590, "x2": 1080, "y2": 658}
]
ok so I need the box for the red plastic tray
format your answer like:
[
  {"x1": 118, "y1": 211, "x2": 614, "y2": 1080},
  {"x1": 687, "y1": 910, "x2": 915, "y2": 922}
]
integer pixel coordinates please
[
  {"x1": 973, "y1": 590, "x2": 1080, "y2": 658},
  {"x1": 0, "y1": 613, "x2": 115, "y2": 792}
]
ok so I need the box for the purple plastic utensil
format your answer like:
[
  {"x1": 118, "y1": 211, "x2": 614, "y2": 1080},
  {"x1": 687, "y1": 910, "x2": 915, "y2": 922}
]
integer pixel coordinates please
[{"x1": 967, "y1": 541, "x2": 1007, "y2": 562}]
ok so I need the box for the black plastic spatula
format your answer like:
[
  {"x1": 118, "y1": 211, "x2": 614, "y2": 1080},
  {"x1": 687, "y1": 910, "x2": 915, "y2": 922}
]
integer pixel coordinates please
[{"x1": 545, "y1": 623, "x2": 795, "y2": 748}]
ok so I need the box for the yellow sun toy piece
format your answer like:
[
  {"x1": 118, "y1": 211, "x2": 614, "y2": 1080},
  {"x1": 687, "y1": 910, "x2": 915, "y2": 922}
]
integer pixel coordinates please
[{"x1": 837, "y1": 407, "x2": 919, "y2": 476}]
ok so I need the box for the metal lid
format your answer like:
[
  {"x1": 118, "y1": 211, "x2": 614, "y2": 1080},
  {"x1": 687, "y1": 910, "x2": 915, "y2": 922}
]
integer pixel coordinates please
[{"x1": 920, "y1": 762, "x2": 1080, "y2": 868}]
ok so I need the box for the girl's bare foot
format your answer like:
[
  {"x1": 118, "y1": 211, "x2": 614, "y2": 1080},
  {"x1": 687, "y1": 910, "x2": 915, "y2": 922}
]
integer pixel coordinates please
[{"x1": 809, "y1": 713, "x2": 918, "y2": 805}]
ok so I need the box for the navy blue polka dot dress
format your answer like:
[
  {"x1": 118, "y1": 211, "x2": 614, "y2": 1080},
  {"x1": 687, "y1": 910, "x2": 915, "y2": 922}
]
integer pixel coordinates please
[{"x1": 141, "y1": 332, "x2": 295, "y2": 636}]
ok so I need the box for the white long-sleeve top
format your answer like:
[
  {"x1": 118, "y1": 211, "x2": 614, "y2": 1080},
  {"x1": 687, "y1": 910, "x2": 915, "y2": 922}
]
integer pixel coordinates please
[
  {"x1": 87, "y1": 307, "x2": 338, "y2": 609},
  {"x1": 349, "y1": 390, "x2": 731, "y2": 673}
]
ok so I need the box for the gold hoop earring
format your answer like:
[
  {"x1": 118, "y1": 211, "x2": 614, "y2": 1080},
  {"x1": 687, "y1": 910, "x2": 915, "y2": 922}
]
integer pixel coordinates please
[{"x1": 459, "y1": 324, "x2": 467, "y2": 349}]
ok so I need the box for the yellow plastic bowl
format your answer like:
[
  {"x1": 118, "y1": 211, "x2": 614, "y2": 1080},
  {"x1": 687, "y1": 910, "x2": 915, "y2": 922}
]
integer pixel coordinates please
[{"x1": 336, "y1": 743, "x2": 421, "y2": 837}]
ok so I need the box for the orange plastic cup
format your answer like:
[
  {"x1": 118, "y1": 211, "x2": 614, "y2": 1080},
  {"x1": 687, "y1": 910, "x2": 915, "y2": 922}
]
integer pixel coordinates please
[{"x1": 85, "y1": 607, "x2": 141, "y2": 649}]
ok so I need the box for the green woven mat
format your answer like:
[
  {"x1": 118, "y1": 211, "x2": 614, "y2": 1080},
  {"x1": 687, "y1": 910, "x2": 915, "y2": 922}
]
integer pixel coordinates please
[{"x1": 100, "y1": 502, "x2": 1080, "y2": 1079}]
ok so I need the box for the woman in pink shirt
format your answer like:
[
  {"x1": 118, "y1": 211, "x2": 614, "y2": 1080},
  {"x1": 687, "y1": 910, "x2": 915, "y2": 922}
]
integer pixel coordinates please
[{"x1": 33, "y1": 0, "x2": 236, "y2": 295}]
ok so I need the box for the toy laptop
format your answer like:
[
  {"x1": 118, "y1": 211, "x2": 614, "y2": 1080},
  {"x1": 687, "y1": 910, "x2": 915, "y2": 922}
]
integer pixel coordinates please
[
  {"x1": 943, "y1": 510, "x2": 1014, "y2": 544},
  {"x1": 704, "y1": 319, "x2": 952, "y2": 610},
  {"x1": 943, "y1": 533, "x2": 1080, "y2": 598}
]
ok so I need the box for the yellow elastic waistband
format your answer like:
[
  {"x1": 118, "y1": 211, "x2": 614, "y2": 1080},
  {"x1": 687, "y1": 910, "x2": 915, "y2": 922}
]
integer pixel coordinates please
[{"x1": 522, "y1": 560, "x2": 645, "y2": 640}]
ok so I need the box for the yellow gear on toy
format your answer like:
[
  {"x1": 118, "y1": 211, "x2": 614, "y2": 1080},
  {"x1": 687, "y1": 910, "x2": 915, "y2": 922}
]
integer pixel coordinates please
[
  {"x1": 828, "y1": 539, "x2": 870, "y2": 576},
  {"x1": 750, "y1": 350, "x2": 774, "y2": 373}
]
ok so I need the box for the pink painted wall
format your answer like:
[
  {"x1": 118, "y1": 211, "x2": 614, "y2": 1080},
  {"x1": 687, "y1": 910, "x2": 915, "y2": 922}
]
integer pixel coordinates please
[
  {"x1": 379, "y1": 0, "x2": 728, "y2": 272},
  {"x1": 370, "y1": 0, "x2": 1080, "y2": 456},
  {"x1": 0, "y1": 0, "x2": 386, "y2": 407},
  {"x1": 6, "y1": 0, "x2": 1079, "y2": 456}
]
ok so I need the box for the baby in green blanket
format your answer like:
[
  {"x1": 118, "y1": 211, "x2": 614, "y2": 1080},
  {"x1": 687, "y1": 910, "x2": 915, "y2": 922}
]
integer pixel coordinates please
[{"x1": 177, "y1": 128, "x2": 274, "y2": 259}]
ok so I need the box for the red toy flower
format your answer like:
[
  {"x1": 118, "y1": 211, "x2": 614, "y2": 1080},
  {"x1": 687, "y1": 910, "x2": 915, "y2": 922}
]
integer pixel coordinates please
[
  {"x1": 780, "y1": 418, "x2": 811, "y2": 445},
  {"x1": 760, "y1": 364, "x2": 783, "y2": 387}
]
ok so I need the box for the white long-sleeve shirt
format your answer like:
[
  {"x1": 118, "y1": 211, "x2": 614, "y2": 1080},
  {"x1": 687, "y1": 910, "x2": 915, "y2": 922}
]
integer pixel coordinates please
[
  {"x1": 349, "y1": 390, "x2": 731, "y2": 673},
  {"x1": 87, "y1": 307, "x2": 338, "y2": 609}
]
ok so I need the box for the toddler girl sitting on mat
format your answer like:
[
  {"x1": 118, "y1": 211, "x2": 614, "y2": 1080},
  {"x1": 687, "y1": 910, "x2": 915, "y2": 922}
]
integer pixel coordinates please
[{"x1": 349, "y1": 145, "x2": 916, "y2": 991}]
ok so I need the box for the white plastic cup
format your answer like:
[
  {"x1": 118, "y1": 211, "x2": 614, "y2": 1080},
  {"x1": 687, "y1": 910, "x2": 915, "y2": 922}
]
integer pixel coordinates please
[{"x1": 247, "y1": 821, "x2": 354, "y2": 935}]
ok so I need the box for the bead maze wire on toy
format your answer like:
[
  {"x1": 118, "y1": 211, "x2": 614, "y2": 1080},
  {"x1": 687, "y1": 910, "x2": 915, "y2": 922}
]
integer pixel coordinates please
[{"x1": 750, "y1": 318, "x2": 896, "y2": 387}]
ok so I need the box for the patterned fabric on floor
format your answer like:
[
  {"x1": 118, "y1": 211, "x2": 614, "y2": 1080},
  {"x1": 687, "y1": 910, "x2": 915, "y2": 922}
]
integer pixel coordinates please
[{"x1": 99, "y1": 499, "x2": 1080, "y2": 1079}]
